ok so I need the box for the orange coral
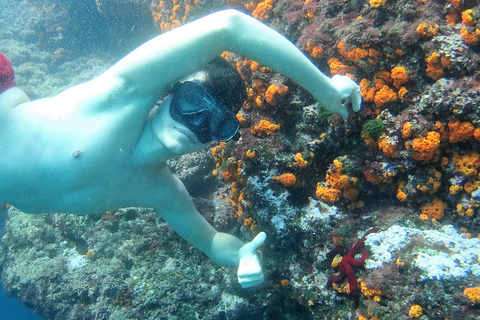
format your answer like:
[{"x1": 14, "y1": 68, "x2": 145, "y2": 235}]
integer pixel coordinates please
[
  {"x1": 416, "y1": 168, "x2": 442, "y2": 194},
  {"x1": 406, "y1": 131, "x2": 440, "y2": 161},
  {"x1": 397, "y1": 181, "x2": 407, "y2": 202},
  {"x1": 452, "y1": 152, "x2": 480, "y2": 176},
  {"x1": 265, "y1": 84, "x2": 288, "y2": 105},
  {"x1": 374, "y1": 85, "x2": 397, "y2": 107},
  {"x1": 244, "y1": 217, "x2": 254, "y2": 227},
  {"x1": 359, "y1": 78, "x2": 376, "y2": 102},
  {"x1": 273, "y1": 173, "x2": 296, "y2": 186},
  {"x1": 328, "y1": 58, "x2": 350, "y2": 75},
  {"x1": 464, "y1": 179, "x2": 480, "y2": 193},
  {"x1": 398, "y1": 86, "x2": 408, "y2": 99},
  {"x1": 402, "y1": 122, "x2": 413, "y2": 139},
  {"x1": 378, "y1": 136, "x2": 398, "y2": 157},
  {"x1": 317, "y1": 159, "x2": 359, "y2": 203},
  {"x1": 462, "y1": 9, "x2": 476, "y2": 26},
  {"x1": 416, "y1": 22, "x2": 439, "y2": 37},
  {"x1": 425, "y1": 52, "x2": 449, "y2": 80},
  {"x1": 420, "y1": 197, "x2": 447, "y2": 221},
  {"x1": 251, "y1": 119, "x2": 280, "y2": 137},
  {"x1": 295, "y1": 152, "x2": 308, "y2": 168},
  {"x1": 246, "y1": 149, "x2": 256, "y2": 159},
  {"x1": 306, "y1": 43, "x2": 323, "y2": 59},
  {"x1": 359, "y1": 280, "x2": 383, "y2": 301},
  {"x1": 464, "y1": 287, "x2": 480, "y2": 304},
  {"x1": 369, "y1": 0, "x2": 386, "y2": 8},
  {"x1": 252, "y1": 0, "x2": 275, "y2": 20},
  {"x1": 409, "y1": 305, "x2": 423, "y2": 318},
  {"x1": 448, "y1": 120, "x2": 474, "y2": 142},
  {"x1": 326, "y1": 160, "x2": 350, "y2": 190},
  {"x1": 316, "y1": 184, "x2": 342, "y2": 202},
  {"x1": 460, "y1": 26, "x2": 480, "y2": 44},
  {"x1": 304, "y1": 9, "x2": 315, "y2": 19},
  {"x1": 391, "y1": 66, "x2": 408, "y2": 89},
  {"x1": 456, "y1": 202, "x2": 475, "y2": 217},
  {"x1": 474, "y1": 127, "x2": 480, "y2": 142},
  {"x1": 348, "y1": 48, "x2": 368, "y2": 62}
]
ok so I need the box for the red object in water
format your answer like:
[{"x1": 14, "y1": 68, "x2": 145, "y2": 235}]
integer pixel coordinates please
[
  {"x1": 326, "y1": 227, "x2": 379, "y2": 294},
  {"x1": 0, "y1": 52, "x2": 16, "y2": 94}
]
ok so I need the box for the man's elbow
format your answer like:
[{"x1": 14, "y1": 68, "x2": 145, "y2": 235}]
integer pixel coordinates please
[{"x1": 215, "y1": 9, "x2": 250, "y2": 31}]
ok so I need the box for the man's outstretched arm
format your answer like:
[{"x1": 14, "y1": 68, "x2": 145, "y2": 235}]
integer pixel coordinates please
[{"x1": 103, "y1": 9, "x2": 360, "y2": 118}]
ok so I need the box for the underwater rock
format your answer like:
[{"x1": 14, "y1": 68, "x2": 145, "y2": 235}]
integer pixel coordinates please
[
  {"x1": 366, "y1": 224, "x2": 480, "y2": 280},
  {"x1": 167, "y1": 148, "x2": 218, "y2": 197}
]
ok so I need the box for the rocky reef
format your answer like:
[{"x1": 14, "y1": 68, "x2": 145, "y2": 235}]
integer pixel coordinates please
[{"x1": 1, "y1": 0, "x2": 480, "y2": 319}]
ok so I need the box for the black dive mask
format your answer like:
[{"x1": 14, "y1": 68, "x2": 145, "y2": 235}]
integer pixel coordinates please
[{"x1": 169, "y1": 81, "x2": 240, "y2": 143}]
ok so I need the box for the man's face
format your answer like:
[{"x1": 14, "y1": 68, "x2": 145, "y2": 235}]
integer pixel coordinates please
[{"x1": 151, "y1": 95, "x2": 209, "y2": 157}]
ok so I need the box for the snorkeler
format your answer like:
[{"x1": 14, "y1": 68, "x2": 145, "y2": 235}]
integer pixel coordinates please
[{"x1": 0, "y1": 9, "x2": 361, "y2": 288}]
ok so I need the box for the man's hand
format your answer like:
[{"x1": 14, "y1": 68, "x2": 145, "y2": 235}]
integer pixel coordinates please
[
  {"x1": 325, "y1": 75, "x2": 362, "y2": 119},
  {"x1": 237, "y1": 232, "x2": 266, "y2": 288}
]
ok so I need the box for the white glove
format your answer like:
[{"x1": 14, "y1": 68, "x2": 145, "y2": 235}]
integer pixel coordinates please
[
  {"x1": 237, "y1": 232, "x2": 266, "y2": 288},
  {"x1": 326, "y1": 75, "x2": 362, "y2": 119}
]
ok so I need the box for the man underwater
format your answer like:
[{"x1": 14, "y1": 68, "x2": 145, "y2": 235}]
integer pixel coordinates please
[{"x1": 0, "y1": 9, "x2": 361, "y2": 288}]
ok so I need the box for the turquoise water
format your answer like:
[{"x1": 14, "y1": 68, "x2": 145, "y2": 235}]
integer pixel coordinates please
[
  {"x1": 0, "y1": 215, "x2": 41, "y2": 320},
  {"x1": 0, "y1": 284, "x2": 42, "y2": 320}
]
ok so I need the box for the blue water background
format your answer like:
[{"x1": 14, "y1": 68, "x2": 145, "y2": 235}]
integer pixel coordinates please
[{"x1": 0, "y1": 216, "x2": 42, "y2": 320}]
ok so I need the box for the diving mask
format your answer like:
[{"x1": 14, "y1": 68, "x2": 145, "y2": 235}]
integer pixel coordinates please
[{"x1": 169, "y1": 81, "x2": 240, "y2": 143}]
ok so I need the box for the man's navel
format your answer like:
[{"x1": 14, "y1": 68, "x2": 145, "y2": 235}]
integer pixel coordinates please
[{"x1": 72, "y1": 150, "x2": 83, "y2": 158}]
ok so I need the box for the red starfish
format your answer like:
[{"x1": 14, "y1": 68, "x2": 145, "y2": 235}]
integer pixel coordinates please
[{"x1": 326, "y1": 227, "x2": 379, "y2": 293}]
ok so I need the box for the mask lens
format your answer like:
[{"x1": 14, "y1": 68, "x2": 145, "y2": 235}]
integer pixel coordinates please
[
  {"x1": 170, "y1": 81, "x2": 240, "y2": 143},
  {"x1": 209, "y1": 113, "x2": 240, "y2": 141}
]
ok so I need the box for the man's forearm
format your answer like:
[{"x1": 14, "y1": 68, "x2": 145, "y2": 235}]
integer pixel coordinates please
[
  {"x1": 104, "y1": 10, "x2": 337, "y2": 106},
  {"x1": 206, "y1": 232, "x2": 245, "y2": 266}
]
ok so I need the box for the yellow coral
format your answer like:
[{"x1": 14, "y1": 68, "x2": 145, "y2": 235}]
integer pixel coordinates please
[
  {"x1": 398, "y1": 86, "x2": 408, "y2": 99},
  {"x1": 449, "y1": 184, "x2": 462, "y2": 195}
]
